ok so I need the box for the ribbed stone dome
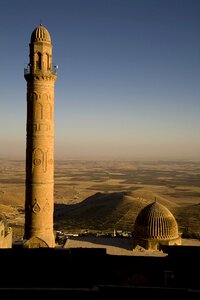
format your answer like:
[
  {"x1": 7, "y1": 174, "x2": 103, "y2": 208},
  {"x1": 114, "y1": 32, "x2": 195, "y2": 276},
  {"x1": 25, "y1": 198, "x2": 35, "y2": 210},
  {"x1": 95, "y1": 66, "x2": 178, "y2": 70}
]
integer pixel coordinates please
[
  {"x1": 133, "y1": 202, "x2": 179, "y2": 240},
  {"x1": 31, "y1": 24, "x2": 51, "y2": 43}
]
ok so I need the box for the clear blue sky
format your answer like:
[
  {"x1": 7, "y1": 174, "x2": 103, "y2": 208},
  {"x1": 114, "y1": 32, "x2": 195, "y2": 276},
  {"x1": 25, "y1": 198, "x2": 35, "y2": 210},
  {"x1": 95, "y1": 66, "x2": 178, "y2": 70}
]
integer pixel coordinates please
[{"x1": 0, "y1": 0, "x2": 200, "y2": 160}]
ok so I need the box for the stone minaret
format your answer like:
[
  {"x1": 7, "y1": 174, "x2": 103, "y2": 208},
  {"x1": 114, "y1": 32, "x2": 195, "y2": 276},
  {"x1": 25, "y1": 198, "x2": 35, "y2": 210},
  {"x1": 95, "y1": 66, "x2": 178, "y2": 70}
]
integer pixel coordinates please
[{"x1": 24, "y1": 24, "x2": 57, "y2": 248}]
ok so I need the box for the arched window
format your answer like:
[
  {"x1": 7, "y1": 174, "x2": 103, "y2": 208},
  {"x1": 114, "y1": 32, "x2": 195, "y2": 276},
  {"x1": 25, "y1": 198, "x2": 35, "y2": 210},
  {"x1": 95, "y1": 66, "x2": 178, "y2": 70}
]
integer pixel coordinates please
[
  {"x1": 36, "y1": 52, "x2": 42, "y2": 70},
  {"x1": 46, "y1": 53, "x2": 50, "y2": 70},
  {"x1": 34, "y1": 102, "x2": 43, "y2": 120}
]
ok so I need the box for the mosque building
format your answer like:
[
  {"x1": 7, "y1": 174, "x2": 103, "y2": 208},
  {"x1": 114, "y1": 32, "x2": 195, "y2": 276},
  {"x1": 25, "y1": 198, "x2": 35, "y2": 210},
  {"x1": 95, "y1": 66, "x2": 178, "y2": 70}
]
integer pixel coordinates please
[
  {"x1": 132, "y1": 201, "x2": 182, "y2": 250},
  {"x1": 0, "y1": 23, "x2": 199, "y2": 299},
  {"x1": 0, "y1": 25, "x2": 184, "y2": 253},
  {"x1": 64, "y1": 201, "x2": 182, "y2": 254},
  {"x1": 22, "y1": 25, "x2": 182, "y2": 252}
]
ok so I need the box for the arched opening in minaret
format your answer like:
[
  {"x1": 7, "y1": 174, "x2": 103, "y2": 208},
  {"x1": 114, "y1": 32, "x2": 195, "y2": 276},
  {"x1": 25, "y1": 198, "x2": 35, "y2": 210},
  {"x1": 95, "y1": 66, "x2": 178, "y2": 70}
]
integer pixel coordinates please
[
  {"x1": 34, "y1": 102, "x2": 43, "y2": 120},
  {"x1": 46, "y1": 53, "x2": 51, "y2": 71},
  {"x1": 36, "y1": 52, "x2": 42, "y2": 70}
]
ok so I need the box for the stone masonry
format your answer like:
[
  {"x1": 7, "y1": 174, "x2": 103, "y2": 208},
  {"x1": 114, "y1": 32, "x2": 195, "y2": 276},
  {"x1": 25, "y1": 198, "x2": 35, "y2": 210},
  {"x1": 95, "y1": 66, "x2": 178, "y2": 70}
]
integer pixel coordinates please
[{"x1": 24, "y1": 25, "x2": 57, "y2": 247}]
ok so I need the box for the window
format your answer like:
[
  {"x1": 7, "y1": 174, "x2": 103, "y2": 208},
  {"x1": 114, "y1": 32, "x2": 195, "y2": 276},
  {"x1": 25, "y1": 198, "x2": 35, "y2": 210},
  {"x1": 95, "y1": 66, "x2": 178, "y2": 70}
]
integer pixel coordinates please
[{"x1": 36, "y1": 52, "x2": 42, "y2": 70}]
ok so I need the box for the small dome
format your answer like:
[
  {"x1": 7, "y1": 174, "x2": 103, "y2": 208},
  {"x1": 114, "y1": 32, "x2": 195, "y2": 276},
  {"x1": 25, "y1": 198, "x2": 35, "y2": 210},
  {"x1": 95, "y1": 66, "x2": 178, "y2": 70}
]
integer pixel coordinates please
[
  {"x1": 133, "y1": 202, "x2": 179, "y2": 240},
  {"x1": 31, "y1": 24, "x2": 51, "y2": 43}
]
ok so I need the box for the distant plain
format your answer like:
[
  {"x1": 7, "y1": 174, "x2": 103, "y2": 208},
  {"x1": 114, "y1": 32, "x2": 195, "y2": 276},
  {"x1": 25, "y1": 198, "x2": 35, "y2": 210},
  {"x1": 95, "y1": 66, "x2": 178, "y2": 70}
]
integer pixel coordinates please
[{"x1": 0, "y1": 159, "x2": 199, "y2": 242}]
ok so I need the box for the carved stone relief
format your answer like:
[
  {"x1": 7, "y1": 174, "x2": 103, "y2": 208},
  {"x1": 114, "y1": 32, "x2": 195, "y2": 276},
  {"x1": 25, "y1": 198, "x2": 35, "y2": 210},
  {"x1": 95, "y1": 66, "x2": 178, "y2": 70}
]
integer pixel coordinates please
[
  {"x1": 43, "y1": 199, "x2": 50, "y2": 213},
  {"x1": 32, "y1": 148, "x2": 49, "y2": 172},
  {"x1": 32, "y1": 201, "x2": 41, "y2": 214}
]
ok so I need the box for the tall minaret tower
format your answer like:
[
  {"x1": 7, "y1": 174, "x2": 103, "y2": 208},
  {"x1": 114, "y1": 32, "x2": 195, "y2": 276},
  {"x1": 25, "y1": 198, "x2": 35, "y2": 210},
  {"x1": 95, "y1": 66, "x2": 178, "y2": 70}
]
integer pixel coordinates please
[{"x1": 24, "y1": 24, "x2": 57, "y2": 248}]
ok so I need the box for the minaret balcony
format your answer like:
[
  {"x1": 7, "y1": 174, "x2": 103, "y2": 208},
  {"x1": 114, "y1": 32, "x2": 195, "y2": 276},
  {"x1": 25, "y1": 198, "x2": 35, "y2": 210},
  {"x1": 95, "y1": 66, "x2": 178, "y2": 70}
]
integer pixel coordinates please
[
  {"x1": 24, "y1": 66, "x2": 30, "y2": 76},
  {"x1": 24, "y1": 65, "x2": 58, "y2": 76}
]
